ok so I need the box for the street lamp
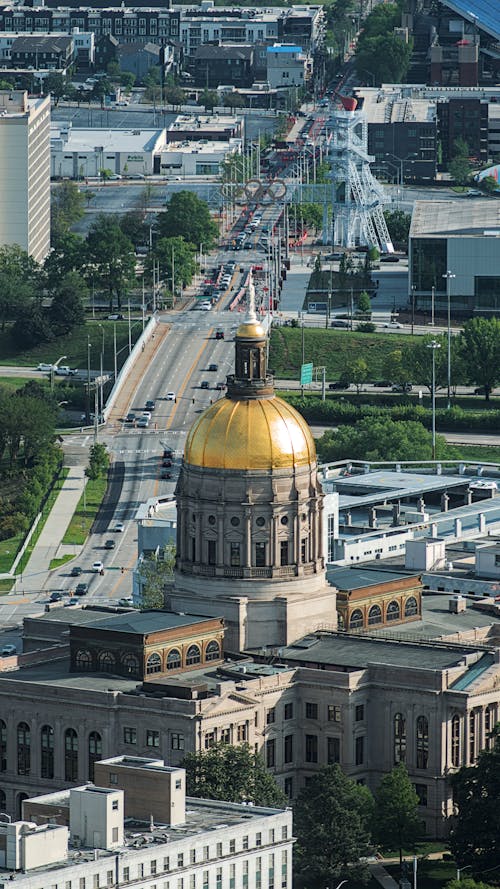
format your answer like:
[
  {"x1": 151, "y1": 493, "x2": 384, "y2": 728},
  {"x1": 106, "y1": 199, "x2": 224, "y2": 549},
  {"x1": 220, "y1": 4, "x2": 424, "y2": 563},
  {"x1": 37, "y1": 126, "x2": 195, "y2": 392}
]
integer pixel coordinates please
[
  {"x1": 98, "y1": 323, "x2": 105, "y2": 416},
  {"x1": 86, "y1": 338, "x2": 92, "y2": 425},
  {"x1": 442, "y1": 270, "x2": 455, "y2": 409},
  {"x1": 50, "y1": 355, "x2": 67, "y2": 391},
  {"x1": 427, "y1": 340, "x2": 441, "y2": 460}
]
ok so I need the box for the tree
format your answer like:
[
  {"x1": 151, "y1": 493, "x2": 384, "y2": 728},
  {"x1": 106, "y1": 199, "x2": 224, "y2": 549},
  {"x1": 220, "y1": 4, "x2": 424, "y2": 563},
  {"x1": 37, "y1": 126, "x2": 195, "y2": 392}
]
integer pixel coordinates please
[
  {"x1": 12, "y1": 301, "x2": 54, "y2": 349},
  {"x1": 297, "y1": 203, "x2": 323, "y2": 233},
  {"x1": 478, "y1": 176, "x2": 498, "y2": 194},
  {"x1": 85, "y1": 443, "x2": 109, "y2": 481},
  {"x1": 44, "y1": 72, "x2": 67, "y2": 106},
  {"x1": 45, "y1": 231, "x2": 86, "y2": 285},
  {"x1": 348, "y1": 357, "x2": 368, "y2": 393},
  {"x1": 86, "y1": 215, "x2": 136, "y2": 310},
  {"x1": 149, "y1": 236, "x2": 197, "y2": 289},
  {"x1": 48, "y1": 272, "x2": 87, "y2": 336},
  {"x1": 401, "y1": 334, "x2": 466, "y2": 395},
  {"x1": 164, "y1": 85, "x2": 185, "y2": 106},
  {"x1": 357, "y1": 291, "x2": 372, "y2": 316},
  {"x1": 223, "y1": 93, "x2": 246, "y2": 108},
  {"x1": 199, "y1": 89, "x2": 219, "y2": 110},
  {"x1": 460, "y1": 317, "x2": 500, "y2": 400},
  {"x1": 355, "y1": 34, "x2": 413, "y2": 85},
  {"x1": 384, "y1": 210, "x2": 412, "y2": 250},
  {"x1": 449, "y1": 155, "x2": 472, "y2": 186},
  {"x1": 51, "y1": 181, "x2": 85, "y2": 239},
  {"x1": 0, "y1": 271, "x2": 33, "y2": 331},
  {"x1": 294, "y1": 765, "x2": 374, "y2": 887},
  {"x1": 373, "y1": 764, "x2": 422, "y2": 868},
  {"x1": 139, "y1": 544, "x2": 175, "y2": 609},
  {"x1": 383, "y1": 349, "x2": 408, "y2": 387},
  {"x1": 449, "y1": 726, "x2": 500, "y2": 874},
  {"x1": 157, "y1": 191, "x2": 219, "y2": 251},
  {"x1": 182, "y1": 742, "x2": 287, "y2": 808},
  {"x1": 317, "y1": 418, "x2": 451, "y2": 463},
  {"x1": 119, "y1": 211, "x2": 149, "y2": 249}
]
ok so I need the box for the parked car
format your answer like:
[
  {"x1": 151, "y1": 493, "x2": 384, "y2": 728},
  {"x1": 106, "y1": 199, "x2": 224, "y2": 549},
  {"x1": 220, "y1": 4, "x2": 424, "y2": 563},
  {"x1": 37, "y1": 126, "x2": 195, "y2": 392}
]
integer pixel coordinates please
[
  {"x1": 75, "y1": 582, "x2": 89, "y2": 596},
  {"x1": 118, "y1": 597, "x2": 134, "y2": 607},
  {"x1": 70, "y1": 566, "x2": 83, "y2": 577},
  {"x1": 104, "y1": 539, "x2": 116, "y2": 550},
  {"x1": 381, "y1": 255, "x2": 400, "y2": 263}
]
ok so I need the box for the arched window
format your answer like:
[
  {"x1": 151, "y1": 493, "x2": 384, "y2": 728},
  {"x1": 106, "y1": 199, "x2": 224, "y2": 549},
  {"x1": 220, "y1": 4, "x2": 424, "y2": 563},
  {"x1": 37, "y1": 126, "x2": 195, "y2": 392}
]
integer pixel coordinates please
[
  {"x1": 349, "y1": 609, "x2": 363, "y2": 629},
  {"x1": 451, "y1": 714, "x2": 461, "y2": 767},
  {"x1": 0, "y1": 789, "x2": 5, "y2": 812},
  {"x1": 0, "y1": 719, "x2": 6, "y2": 773},
  {"x1": 75, "y1": 649, "x2": 92, "y2": 671},
  {"x1": 416, "y1": 716, "x2": 429, "y2": 769},
  {"x1": 146, "y1": 652, "x2": 162, "y2": 675},
  {"x1": 405, "y1": 596, "x2": 418, "y2": 617},
  {"x1": 368, "y1": 604, "x2": 382, "y2": 625},
  {"x1": 41, "y1": 725, "x2": 54, "y2": 779},
  {"x1": 17, "y1": 722, "x2": 30, "y2": 776},
  {"x1": 17, "y1": 793, "x2": 28, "y2": 821},
  {"x1": 394, "y1": 713, "x2": 406, "y2": 764},
  {"x1": 121, "y1": 653, "x2": 139, "y2": 675},
  {"x1": 88, "y1": 731, "x2": 102, "y2": 781},
  {"x1": 386, "y1": 601, "x2": 400, "y2": 622},
  {"x1": 64, "y1": 728, "x2": 78, "y2": 782},
  {"x1": 97, "y1": 651, "x2": 115, "y2": 673},
  {"x1": 167, "y1": 649, "x2": 181, "y2": 670},
  {"x1": 186, "y1": 644, "x2": 201, "y2": 666},
  {"x1": 205, "y1": 640, "x2": 220, "y2": 662}
]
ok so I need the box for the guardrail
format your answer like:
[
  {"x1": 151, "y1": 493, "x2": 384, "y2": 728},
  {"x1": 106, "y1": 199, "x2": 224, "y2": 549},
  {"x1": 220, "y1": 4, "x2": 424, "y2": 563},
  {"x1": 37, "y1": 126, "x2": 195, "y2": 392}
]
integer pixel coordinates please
[{"x1": 102, "y1": 314, "x2": 158, "y2": 421}]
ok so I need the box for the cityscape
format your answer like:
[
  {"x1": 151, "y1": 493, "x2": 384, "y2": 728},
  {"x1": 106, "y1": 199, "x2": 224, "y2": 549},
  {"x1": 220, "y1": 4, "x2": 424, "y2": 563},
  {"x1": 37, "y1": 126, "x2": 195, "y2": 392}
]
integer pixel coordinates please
[{"x1": 0, "y1": 0, "x2": 499, "y2": 887}]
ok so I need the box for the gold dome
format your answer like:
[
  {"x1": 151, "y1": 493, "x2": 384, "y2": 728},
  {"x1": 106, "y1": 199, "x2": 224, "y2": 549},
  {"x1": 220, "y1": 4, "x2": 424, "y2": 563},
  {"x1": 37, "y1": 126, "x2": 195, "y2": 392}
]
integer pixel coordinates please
[
  {"x1": 236, "y1": 319, "x2": 266, "y2": 339},
  {"x1": 184, "y1": 395, "x2": 316, "y2": 470}
]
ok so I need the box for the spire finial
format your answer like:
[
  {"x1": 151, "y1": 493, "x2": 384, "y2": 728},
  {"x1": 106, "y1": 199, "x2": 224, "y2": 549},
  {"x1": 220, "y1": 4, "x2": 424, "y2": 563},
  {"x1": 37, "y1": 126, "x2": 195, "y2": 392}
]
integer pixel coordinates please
[{"x1": 246, "y1": 270, "x2": 257, "y2": 324}]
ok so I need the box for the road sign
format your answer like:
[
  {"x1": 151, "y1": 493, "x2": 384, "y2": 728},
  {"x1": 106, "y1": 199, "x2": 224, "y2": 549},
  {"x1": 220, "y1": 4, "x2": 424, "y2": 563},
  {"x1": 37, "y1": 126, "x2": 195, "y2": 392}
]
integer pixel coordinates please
[{"x1": 300, "y1": 362, "x2": 313, "y2": 385}]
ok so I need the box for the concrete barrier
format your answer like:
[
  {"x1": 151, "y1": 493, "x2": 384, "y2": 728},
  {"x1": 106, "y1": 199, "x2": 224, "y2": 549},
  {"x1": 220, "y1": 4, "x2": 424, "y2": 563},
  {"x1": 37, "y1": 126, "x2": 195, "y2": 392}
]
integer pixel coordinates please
[{"x1": 102, "y1": 314, "x2": 158, "y2": 421}]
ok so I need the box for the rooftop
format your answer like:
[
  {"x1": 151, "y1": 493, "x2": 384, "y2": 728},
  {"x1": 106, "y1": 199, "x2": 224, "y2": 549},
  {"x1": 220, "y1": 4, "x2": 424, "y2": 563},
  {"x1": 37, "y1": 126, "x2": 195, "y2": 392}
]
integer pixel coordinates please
[
  {"x1": 328, "y1": 566, "x2": 419, "y2": 591},
  {"x1": 77, "y1": 609, "x2": 219, "y2": 635},
  {"x1": 410, "y1": 200, "x2": 500, "y2": 238},
  {"x1": 439, "y1": 0, "x2": 500, "y2": 43},
  {"x1": 355, "y1": 87, "x2": 436, "y2": 124},
  {"x1": 50, "y1": 126, "x2": 166, "y2": 153},
  {"x1": 321, "y1": 468, "x2": 469, "y2": 510},
  {"x1": 163, "y1": 139, "x2": 240, "y2": 155}
]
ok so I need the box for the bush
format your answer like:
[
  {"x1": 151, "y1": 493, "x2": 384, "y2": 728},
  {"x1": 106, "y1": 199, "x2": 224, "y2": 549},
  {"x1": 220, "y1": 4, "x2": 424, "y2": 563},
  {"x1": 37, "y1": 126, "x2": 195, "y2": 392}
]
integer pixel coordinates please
[{"x1": 356, "y1": 322, "x2": 376, "y2": 333}]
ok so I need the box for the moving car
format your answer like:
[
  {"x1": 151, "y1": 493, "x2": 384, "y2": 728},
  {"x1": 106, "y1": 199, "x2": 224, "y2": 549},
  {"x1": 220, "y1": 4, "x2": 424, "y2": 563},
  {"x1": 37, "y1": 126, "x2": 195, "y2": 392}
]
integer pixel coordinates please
[
  {"x1": 115, "y1": 522, "x2": 125, "y2": 533},
  {"x1": 200, "y1": 380, "x2": 209, "y2": 389},
  {"x1": 145, "y1": 400, "x2": 155, "y2": 411},
  {"x1": 137, "y1": 417, "x2": 149, "y2": 428},
  {"x1": 329, "y1": 381, "x2": 349, "y2": 390},
  {"x1": 118, "y1": 597, "x2": 134, "y2": 607},
  {"x1": 391, "y1": 383, "x2": 412, "y2": 393},
  {"x1": 163, "y1": 449, "x2": 173, "y2": 459},
  {"x1": 381, "y1": 255, "x2": 400, "y2": 263},
  {"x1": 215, "y1": 329, "x2": 224, "y2": 340},
  {"x1": 70, "y1": 565, "x2": 83, "y2": 577},
  {"x1": 50, "y1": 592, "x2": 62, "y2": 602},
  {"x1": 125, "y1": 413, "x2": 136, "y2": 423},
  {"x1": 75, "y1": 582, "x2": 89, "y2": 596},
  {"x1": 104, "y1": 539, "x2": 116, "y2": 550},
  {"x1": 208, "y1": 363, "x2": 218, "y2": 372},
  {"x1": 141, "y1": 412, "x2": 152, "y2": 420},
  {"x1": 37, "y1": 363, "x2": 54, "y2": 372},
  {"x1": 166, "y1": 391, "x2": 176, "y2": 401},
  {"x1": 92, "y1": 561, "x2": 104, "y2": 573}
]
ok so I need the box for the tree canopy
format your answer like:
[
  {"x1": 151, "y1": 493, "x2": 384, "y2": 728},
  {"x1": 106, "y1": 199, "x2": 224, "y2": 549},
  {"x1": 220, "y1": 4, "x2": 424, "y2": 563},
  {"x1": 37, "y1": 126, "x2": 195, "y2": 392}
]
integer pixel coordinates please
[
  {"x1": 157, "y1": 191, "x2": 219, "y2": 250},
  {"x1": 294, "y1": 764, "x2": 374, "y2": 887},
  {"x1": 86, "y1": 215, "x2": 136, "y2": 310},
  {"x1": 384, "y1": 210, "x2": 411, "y2": 250},
  {"x1": 182, "y1": 742, "x2": 287, "y2": 808},
  {"x1": 459, "y1": 317, "x2": 500, "y2": 400},
  {"x1": 449, "y1": 726, "x2": 500, "y2": 874},
  {"x1": 51, "y1": 181, "x2": 85, "y2": 240},
  {"x1": 373, "y1": 764, "x2": 422, "y2": 867},
  {"x1": 149, "y1": 235, "x2": 198, "y2": 290},
  {"x1": 139, "y1": 544, "x2": 175, "y2": 609},
  {"x1": 317, "y1": 417, "x2": 451, "y2": 463}
]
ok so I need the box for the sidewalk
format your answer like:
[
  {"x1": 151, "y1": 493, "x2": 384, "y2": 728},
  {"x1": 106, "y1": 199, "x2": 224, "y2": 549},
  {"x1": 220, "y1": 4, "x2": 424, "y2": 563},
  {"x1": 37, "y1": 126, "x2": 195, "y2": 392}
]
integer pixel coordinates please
[
  {"x1": 370, "y1": 862, "x2": 399, "y2": 889},
  {"x1": 14, "y1": 466, "x2": 87, "y2": 595}
]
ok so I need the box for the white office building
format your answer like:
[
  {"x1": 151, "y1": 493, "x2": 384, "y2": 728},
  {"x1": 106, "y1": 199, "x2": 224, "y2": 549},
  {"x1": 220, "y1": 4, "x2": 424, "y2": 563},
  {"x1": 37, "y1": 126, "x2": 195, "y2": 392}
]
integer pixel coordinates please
[{"x1": 0, "y1": 90, "x2": 51, "y2": 263}]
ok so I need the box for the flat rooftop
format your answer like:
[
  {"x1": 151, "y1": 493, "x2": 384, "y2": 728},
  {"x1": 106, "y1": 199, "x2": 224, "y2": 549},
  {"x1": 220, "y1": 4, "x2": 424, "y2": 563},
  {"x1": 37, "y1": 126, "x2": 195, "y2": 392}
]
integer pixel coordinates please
[
  {"x1": 163, "y1": 140, "x2": 240, "y2": 154},
  {"x1": 410, "y1": 200, "x2": 500, "y2": 238},
  {"x1": 51, "y1": 126, "x2": 165, "y2": 153},
  {"x1": 370, "y1": 590, "x2": 500, "y2": 641},
  {"x1": 78, "y1": 609, "x2": 218, "y2": 635},
  {"x1": 321, "y1": 468, "x2": 469, "y2": 510},
  {"x1": 356, "y1": 88, "x2": 436, "y2": 123},
  {"x1": 328, "y1": 566, "x2": 419, "y2": 590}
]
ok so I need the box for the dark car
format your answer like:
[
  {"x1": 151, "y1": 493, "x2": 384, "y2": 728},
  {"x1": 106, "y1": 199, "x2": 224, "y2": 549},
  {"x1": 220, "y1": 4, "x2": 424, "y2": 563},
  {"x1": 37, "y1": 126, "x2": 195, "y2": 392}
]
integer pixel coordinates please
[
  {"x1": 329, "y1": 381, "x2": 349, "y2": 390},
  {"x1": 50, "y1": 592, "x2": 62, "y2": 602},
  {"x1": 215, "y1": 329, "x2": 224, "y2": 340},
  {"x1": 70, "y1": 566, "x2": 83, "y2": 577},
  {"x1": 392, "y1": 383, "x2": 412, "y2": 393},
  {"x1": 75, "y1": 583, "x2": 89, "y2": 596},
  {"x1": 200, "y1": 381, "x2": 209, "y2": 389},
  {"x1": 381, "y1": 255, "x2": 400, "y2": 263},
  {"x1": 104, "y1": 539, "x2": 116, "y2": 550},
  {"x1": 208, "y1": 363, "x2": 218, "y2": 372},
  {"x1": 125, "y1": 413, "x2": 136, "y2": 423},
  {"x1": 145, "y1": 400, "x2": 155, "y2": 411}
]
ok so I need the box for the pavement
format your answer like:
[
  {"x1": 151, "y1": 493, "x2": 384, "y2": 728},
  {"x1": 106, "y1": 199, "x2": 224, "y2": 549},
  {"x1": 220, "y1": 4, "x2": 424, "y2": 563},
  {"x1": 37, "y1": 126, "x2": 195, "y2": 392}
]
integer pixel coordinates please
[{"x1": 370, "y1": 862, "x2": 400, "y2": 889}]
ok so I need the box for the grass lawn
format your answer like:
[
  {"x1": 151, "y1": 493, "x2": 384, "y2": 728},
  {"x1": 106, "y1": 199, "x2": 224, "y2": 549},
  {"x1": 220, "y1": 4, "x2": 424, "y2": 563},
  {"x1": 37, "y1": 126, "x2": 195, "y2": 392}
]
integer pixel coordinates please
[
  {"x1": 385, "y1": 860, "x2": 456, "y2": 889},
  {"x1": 270, "y1": 327, "x2": 410, "y2": 380},
  {"x1": 0, "y1": 376, "x2": 34, "y2": 391},
  {"x1": 0, "y1": 578, "x2": 15, "y2": 594},
  {"x1": 0, "y1": 320, "x2": 140, "y2": 371},
  {"x1": 457, "y1": 445, "x2": 500, "y2": 463},
  {"x1": 15, "y1": 468, "x2": 69, "y2": 576},
  {"x1": 0, "y1": 530, "x2": 25, "y2": 574},
  {"x1": 62, "y1": 474, "x2": 108, "y2": 546},
  {"x1": 49, "y1": 554, "x2": 74, "y2": 571}
]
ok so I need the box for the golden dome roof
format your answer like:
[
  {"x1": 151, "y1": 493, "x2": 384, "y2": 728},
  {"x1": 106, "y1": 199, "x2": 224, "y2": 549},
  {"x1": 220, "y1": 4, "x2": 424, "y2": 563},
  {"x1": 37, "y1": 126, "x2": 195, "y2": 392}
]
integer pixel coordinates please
[
  {"x1": 236, "y1": 319, "x2": 266, "y2": 339},
  {"x1": 184, "y1": 395, "x2": 316, "y2": 471}
]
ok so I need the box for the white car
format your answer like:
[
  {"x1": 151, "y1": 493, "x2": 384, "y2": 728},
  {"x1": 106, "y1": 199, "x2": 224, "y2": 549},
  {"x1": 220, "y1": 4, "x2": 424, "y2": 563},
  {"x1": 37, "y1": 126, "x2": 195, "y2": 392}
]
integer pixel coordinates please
[
  {"x1": 166, "y1": 391, "x2": 176, "y2": 401},
  {"x1": 115, "y1": 522, "x2": 125, "y2": 533},
  {"x1": 37, "y1": 363, "x2": 54, "y2": 372},
  {"x1": 141, "y1": 411, "x2": 152, "y2": 420},
  {"x1": 200, "y1": 302, "x2": 212, "y2": 311},
  {"x1": 92, "y1": 561, "x2": 104, "y2": 573}
]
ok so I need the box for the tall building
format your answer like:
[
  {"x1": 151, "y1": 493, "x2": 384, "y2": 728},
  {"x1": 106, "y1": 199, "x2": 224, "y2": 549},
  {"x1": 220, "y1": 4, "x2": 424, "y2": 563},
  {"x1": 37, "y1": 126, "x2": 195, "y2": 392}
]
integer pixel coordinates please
[{"x1": 0, "y1": 90, "x2": 51, "y2": 262}]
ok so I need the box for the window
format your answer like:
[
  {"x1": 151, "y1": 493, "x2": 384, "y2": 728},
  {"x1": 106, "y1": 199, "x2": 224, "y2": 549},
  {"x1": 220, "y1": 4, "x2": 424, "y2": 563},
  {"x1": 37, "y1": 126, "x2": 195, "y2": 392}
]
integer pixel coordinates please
[
  {"x1": 405, "y1": 596, "x2": 418, "y2": 617},
  {"x1": 301, "y1": 539, "x2": 307, "y2": 563},
  {"x1": 327, "y1": 736, "x2": 340, "y2": 764},
  {"x1": 394, "y1": 713, "x2": 407, "y2": 764},
  {"x1": 207, "y1": 539, "x2": 216, "y2": 566},
  {"x1": 256, "y1": 832, "x2": 262, "y2": 847},
  {"x1": 121, "y1": 653, "x2": 139, "y2": 675},
  {"x1": 230, "y1": 542, "x2": 240, "y2": 567},
  {"x1": 216, "y1": 868, "x2": 222, "y2": 889},
  {"x1": 281, "y1": 849, "x2": 288, "y2": 888},
  {"x1": 41, "y1": 724, "x2": 54, "y2": 778},
  {"x1": 243, "y1": 859, "x2": 249, "y2": 889},
  {"x1": 0, "y1": 719, "x2": 6, "y2": 772},
  {"x1": 170, "y1": 732, "x2": 184, "y2": 750},
  {"x1": 386, "y1": 600, "x2": 400, "y2": 622},
  {"x1": 178, "y1": 853, "x2": 184, "y2": 868},
  {"x1": 167, "y1": 649, "x2": 181, "y2": 670},
  {"x1": 205, "y1": 731, "x2": 216, "y2": 749},
  {"x1": 368, "y1": 604, "x2": 382, "y2": 625},
  {"x1": 64, "y1": 728, "x2": 78, "y2": 781},
  {"x1": 123, "y1": 726, "x2": 137, "y2": 745},
  {"x1": 109, "y1": 773, "x2": 118, "y2": 784},
  {"x1": 237, "y1": 724, "x2": 247, "y2": 742},
  {"x1": 485, "y1": 705, "x2": 495, "y2": 750},
  {"x1": 206, "y1": 640, "x2": 220, "y2": 662},
  {"x1": 269, "y1": 852, "x2": 275, "y2": 889},
  {"x1": 284, "y1": 734, "x2": 293, "y2": 764},
  {"x1": 147, "y1": 652, "x2": 162, "y2": 675},
  {"x1": 284, "y1": 702, "x2": 293, "y2": 720},
  {"x1": 147, "y1": 729, "x2": 160, "y2": 748},
  {"x1": 163, "y1": 857, "x2": 170, "y2": 872},
  {"x1": 255, "y1": 541, "x2": 266, "y2": 567},
  {"x1": 416, "y1": 716, "x2": 429, "y2": 769},
  {"x1": 98, "y1": 651, "x2": 115, "y2": 673},
  {"x1": 76, "y1": 649, "x2": 92, "y2": 671},
  {"x1": 355, "y1": 705, "x2": 364, "y2": 722},
  {"x1": 305, "y1": 734, "x2": 318, "y2": 763},
  {"x1": 229, "y1": 839, "x2": 236, "y2": 854},
  {"x1": 306, "y1": 702, "x2": 318, "y2": 720},
  {"x1": 203, "y1": 871, "x2": 209, "y2": 889},
  {"x1": 355, "y1": 736, "x2": 364, "y2": 765},
  {"x1": 284, "y1": 777, "x2": 293, "y2": 798},
  {"x1": 280, "y1": 540, "x2": 289, "y2": 566},
  {"x1": 349, "y1": 609, "x2": 363, "y2": 629},
  {"x1": 186, "y1": 645, "x2": 201, "y2": 666},
  {"x1": 220, "y1": 727, "x2": 231, "y2": 744},
  {"x1": 88, "y1": 731, "x2": 102, "y2": 781},
  {"x1": 469, "y1": 711, "x2": 477, "y2": 763},
  {"x1": 266, "y1": 738, "x2": 276, "y2": 768},
  {"x1": 328, "y1": 705, "x2": 341, "y2": 722},
  {"x1": 451, "y1": 714, "x2": 461, "y2": 767},
  {"x1": 243, "y1": 835, "x2": 249, "y2": 850},
  {"x1": 414, "y1": 783, "x2": 428, "y2": 806},
  {"x1": 190, "y1": 850, "x2": 196, "y2": 865},
  {"x1": 112, "y1": 800, "x2": 118, "y2": 811},
  {"x1": 266, "y1": 708, "x2": 276, "y2": 725}
]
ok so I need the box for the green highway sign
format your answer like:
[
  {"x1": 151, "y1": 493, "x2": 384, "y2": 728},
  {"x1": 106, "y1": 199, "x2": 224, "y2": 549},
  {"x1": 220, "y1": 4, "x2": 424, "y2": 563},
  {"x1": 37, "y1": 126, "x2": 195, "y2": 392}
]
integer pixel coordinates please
[{"x1": 300, "y1": 362, "x2": 313, "y2": 385}]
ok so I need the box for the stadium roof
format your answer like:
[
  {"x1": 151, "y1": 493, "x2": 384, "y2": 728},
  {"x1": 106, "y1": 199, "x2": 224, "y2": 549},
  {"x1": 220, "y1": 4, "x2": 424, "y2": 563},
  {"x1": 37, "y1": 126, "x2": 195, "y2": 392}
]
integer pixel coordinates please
[{"x1": 440, "y1": 0, "x2": 500, "y2": 42}]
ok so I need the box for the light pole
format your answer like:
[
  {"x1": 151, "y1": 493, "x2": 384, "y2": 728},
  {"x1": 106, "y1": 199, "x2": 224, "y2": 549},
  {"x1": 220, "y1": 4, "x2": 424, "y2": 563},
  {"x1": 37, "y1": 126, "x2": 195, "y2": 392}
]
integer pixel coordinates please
[
  {"x1": 98, "y1": 323, "x2": 104, "y2": 417},
  {"x1": 50, "y1": 355, "x2": 67, "y2": 392},
  {"x1": 86, "y1": 338, "x2": 92, "y2": 425},
  {"x1": 427, "y1": 340, "x2": 441, "y2": 460},
  {"x1": 442, "y1": 270, "x2": 455, "y2": 409}
]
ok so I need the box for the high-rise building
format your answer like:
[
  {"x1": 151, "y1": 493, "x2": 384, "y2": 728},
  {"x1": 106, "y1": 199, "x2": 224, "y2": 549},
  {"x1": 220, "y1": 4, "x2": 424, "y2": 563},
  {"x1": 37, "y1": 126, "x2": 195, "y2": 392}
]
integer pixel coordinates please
[{"x1": 0, "y1": 90, "x2": 51, "y2": 262}]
